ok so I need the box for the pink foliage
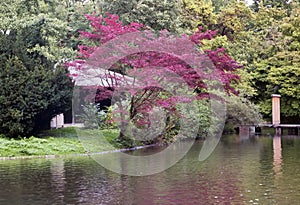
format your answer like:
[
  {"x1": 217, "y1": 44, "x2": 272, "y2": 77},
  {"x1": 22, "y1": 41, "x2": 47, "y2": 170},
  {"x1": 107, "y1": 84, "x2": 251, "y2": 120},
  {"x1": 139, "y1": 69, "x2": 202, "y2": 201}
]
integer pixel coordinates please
[
  {"x1": 190, "y1": 26, "x2": 218, "y2": 44},
  {"x1": 69, "y1": 13, "x2": 242, "y2": 127},
  {"x1": 79, "y1": 13, "x2": 143, "y2": 45}
]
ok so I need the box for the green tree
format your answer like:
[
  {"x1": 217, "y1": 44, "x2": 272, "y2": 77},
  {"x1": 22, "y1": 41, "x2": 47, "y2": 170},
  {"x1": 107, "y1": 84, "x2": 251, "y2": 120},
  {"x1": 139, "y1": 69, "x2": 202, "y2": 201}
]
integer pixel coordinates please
[
  {"x1": 0, "y1": 0, "x2": 87, "y2": 137},
  {"x1": 217, "y1": 1, "x2": 300, "y2": 122},
  {"x1": 251, "y1": 0, "x2": 297, "y2": 12},
  {"x1": 211, "y1": 0, "x2": 232, "y2": 13},
  {"x1": 0, "y1": 55, "x2": 72, "y2": 137},
  {"x1": 252, "y1": 5, "x2": 300, "y2": 122},
  {"x1": 100, "y1": 0, "x2": 184, "y2": 33},
  {"x1": 216, "y1": 1, "x2": 254, "y2": 39},
  {"x1": 181, "y1": 0, "x2": 217, "y2": 32}
]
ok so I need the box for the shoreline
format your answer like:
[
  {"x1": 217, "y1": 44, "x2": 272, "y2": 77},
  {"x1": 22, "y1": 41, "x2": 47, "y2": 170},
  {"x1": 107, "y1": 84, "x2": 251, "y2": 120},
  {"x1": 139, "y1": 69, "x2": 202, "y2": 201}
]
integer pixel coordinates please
[{"x1": 0, "y1": 144, "x2": 157, "y2": 161}]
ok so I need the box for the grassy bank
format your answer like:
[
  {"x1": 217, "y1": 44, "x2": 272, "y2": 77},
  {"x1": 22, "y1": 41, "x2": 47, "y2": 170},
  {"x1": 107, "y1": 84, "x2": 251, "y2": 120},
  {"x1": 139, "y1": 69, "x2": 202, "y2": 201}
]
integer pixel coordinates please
[{"x1": 0, "y1": 127, "x2": 120, "y2": 157}]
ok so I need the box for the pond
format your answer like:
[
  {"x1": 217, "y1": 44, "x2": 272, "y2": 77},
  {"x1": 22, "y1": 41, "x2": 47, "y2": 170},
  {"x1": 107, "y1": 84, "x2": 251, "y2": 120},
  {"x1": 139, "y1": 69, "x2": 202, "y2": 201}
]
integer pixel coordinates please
[{"x1": 1, "y1": 134, "x2": 300, "y2": 205}]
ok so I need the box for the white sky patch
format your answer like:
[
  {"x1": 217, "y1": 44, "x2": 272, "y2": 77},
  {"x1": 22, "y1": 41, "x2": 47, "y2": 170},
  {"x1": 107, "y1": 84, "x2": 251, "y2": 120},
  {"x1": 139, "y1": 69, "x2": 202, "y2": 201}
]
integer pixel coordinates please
[{"x1": 245, "y1": 0, "x2": 254, "y2": 6}]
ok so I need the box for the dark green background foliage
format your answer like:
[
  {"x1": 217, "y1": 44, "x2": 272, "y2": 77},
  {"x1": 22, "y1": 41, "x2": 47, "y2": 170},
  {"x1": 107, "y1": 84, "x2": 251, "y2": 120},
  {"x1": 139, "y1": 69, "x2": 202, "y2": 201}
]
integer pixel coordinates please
[
  {"x1": 0, "y1": 32, "x2": 72, "y2": 137},
  {"x1": 0, "y1": 0, "x2": 103, "y2": 137},
  {"x1": 0, "y1": 0, "x2": 76, "y2": 137}
]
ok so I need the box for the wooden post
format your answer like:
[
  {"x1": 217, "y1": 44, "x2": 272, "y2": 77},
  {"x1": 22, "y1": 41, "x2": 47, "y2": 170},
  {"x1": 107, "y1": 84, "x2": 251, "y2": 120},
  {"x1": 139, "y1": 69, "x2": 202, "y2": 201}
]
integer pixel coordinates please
[
  {"x1": 272, "y1": 94, "x2": 281, "y2": 125},
  {"x1": 272, "y1": 94, "x2": 281, "y2": 135}
]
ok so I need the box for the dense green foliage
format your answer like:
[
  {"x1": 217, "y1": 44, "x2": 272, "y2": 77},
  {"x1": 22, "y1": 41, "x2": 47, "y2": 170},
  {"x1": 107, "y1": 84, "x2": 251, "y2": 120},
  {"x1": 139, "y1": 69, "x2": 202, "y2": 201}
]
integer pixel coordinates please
[
  {"x1": 0, "y1": 55, "x2": 71, "y2": 137},
  {"x1": 99, "y1": 0, "x2": 184, "y2": 33},
  {"x1": 181, "y1": 0, "x2": 217, "y2": 32},
  {"x1": 186, "y1": 0, "x2": 300, "y2": 122},
  {"x1": 0, "y1": 0, "x2": 99, "y2": 137},
  {"x1": 251, "y1": 5, "x2": 300, "y2": 122},
  {"x1": 0, "y1": 24, "x2": 72, "y2": 137},
  {"x1": 220, "y1": 1, "x2": 300, "y2": 121}
]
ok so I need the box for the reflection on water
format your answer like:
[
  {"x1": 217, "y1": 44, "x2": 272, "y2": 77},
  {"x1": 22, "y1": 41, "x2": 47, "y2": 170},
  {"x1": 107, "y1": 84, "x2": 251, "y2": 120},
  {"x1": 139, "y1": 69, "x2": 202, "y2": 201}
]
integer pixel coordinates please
[
  {"x1": 50, "y1": 159, "x2": 65, "y2": 203},
  {"x1": 273, "y1": 136, "x2": 282, "y2": 177},
  {"x1": 1, "y1": 135, "x2": 300, "y2": 204}
]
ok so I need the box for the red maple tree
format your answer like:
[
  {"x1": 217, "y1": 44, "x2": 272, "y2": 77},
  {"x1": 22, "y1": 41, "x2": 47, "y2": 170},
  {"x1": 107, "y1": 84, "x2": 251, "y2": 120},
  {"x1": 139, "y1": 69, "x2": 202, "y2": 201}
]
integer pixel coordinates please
[{"x1": 68, "y1": 13, "x2": 242, "y2": 140}]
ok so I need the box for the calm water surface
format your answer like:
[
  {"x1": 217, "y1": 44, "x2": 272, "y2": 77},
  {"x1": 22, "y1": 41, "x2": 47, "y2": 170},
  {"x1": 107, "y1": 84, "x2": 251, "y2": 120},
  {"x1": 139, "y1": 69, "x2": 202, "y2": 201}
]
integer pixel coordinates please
[{"x1": 1, "y1": 135, "x2": 300, "y2": 205}]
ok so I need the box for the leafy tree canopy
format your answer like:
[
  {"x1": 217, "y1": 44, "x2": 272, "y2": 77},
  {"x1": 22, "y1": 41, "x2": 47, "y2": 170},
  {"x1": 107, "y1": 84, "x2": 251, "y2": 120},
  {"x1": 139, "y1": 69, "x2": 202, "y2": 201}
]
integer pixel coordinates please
[
  {"x1": 0, "y1": 0, "x2": 91, "y2": 137},
  {"x1": 99, "y1": 0, "x2": 184, "y2": 33}
]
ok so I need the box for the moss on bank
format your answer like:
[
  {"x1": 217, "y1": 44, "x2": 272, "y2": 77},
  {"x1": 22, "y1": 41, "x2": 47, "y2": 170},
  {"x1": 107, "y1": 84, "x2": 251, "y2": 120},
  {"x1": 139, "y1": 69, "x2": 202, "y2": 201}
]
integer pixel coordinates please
[{"x1": 0, "y1": 127, "x2": 120, "y2": 157}]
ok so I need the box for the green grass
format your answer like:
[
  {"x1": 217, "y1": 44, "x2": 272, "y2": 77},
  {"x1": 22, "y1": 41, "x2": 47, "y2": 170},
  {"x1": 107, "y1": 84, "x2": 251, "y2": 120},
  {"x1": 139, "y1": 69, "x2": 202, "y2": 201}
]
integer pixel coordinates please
[{"x1": 0, "y1": 127, "x2": 120, "y2": 157}]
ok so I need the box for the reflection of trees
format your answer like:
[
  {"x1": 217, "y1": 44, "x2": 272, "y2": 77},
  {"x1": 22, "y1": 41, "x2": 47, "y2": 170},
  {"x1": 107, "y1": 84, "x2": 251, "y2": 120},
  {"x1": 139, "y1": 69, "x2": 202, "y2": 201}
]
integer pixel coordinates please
[
  {"x1": 61, "y1": 157, "x2": 117, "y2": 204},
  {"x1": 114, "y1": 141, "x2": 245, "y2": 204},
  {"x1": 50, "y1": 159, "x2": 66, "y2": 203},
  {"x1": 0, "y1": 159, "x2": 57, "y2": 204}
]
